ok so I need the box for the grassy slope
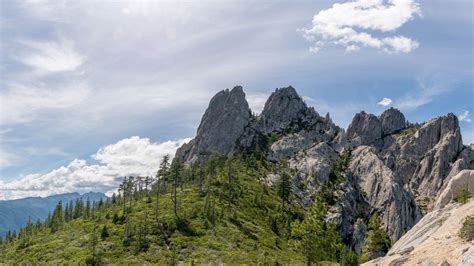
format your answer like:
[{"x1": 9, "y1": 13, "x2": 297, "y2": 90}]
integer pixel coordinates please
[{"x1": 0, "y1": 158, "x2": 305, "y2": 264}]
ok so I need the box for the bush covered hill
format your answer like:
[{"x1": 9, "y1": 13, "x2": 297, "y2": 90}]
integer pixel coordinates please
[
  {"x1": 0, "y1": 154, "x2": 376, "y2": 265},
  {"x1": 0, "y1": 192, "x2": 106, "y2": 237}
]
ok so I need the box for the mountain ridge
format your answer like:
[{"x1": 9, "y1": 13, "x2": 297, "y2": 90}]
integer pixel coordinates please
[
  {"x1": 1, "y1": 85, "x2": 472, "y2": 264},
  {"x1": 0, "y1": 192, "x2": 107, "y2": 237},
  {"x1": 175, "y1": 85, "x2": 473, "y2": 244}
]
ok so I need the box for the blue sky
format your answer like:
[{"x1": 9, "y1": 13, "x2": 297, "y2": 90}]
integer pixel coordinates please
[{"x1": 0, "y1": 0, "x2": 472, "y2": 199}]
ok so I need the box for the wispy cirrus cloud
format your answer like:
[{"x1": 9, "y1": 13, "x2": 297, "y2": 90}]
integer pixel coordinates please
[
  {"x1": 17, "y1": 38, "x2": 84, "y2": 74},
  {"x1": 302, "y1": 0, "x2": 421, "y2": 53},
  {"x1": 0, "y1": 136, "x2": 191, "y2": 200},
  {"x1": 0, "y1": 82, "x2": 90, "y2": 125}
]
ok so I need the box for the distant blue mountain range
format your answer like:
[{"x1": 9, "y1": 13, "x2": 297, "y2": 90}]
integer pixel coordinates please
[{"x1": 0, "y1": 192, "x2": 107, "y2": 237}]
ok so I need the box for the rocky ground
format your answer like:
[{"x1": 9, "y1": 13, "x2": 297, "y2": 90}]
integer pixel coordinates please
[{"x1": 363, "y1": 200, "x2": 473, "y2": 266}]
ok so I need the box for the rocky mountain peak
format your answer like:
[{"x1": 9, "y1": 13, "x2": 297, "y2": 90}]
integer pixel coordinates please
[
  {"x1": 259, "y1": 86, "x2": 317, "y2": 133},
  {"x1": 379, "y1": 107, "x2": 406, "y2": 135},
  {"x1": 175, "y1": 85, "x2": 251, "y2": 164},
  {"x1": 346, "y1": 111, "x2": 383, "y2": 147}
]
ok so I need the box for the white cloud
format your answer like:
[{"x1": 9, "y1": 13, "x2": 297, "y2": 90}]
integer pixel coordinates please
[
  {"x1": 0, "y1": 82, "x2": 90, "y2": 125},
  {"x1": 0, "y1": 136, "x2": 191, "y2": 200},
  {"x1": 302, "y1": 0, "x2": 421, "y2": 53},
  {"x1": 459, "y1": 110, "x2": 471, "y2": 123},
  {"x1": 247, "y1": 93, "x2": 269, "y2": 114},
  {"x1": 17, "y1": 38, "x2": 84, "y2": 74},
  {"x1": 377, "y1": 97, "x2": 392, "y2": 106}
]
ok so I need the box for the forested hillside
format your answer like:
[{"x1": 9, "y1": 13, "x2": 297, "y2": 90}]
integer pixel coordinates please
[
  {"x1": 0, "y1": 155, "x2": 368, "y2": 264},
  {"x1": 0, "y1": 192, "x2": 106, "y2": 237}
]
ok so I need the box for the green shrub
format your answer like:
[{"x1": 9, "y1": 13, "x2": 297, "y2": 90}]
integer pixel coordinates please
[
  {"x1": 455, "y1": 188, "x2": 471, "y2": 204},
  {"x1": 459, "y1": 216, "x2": 474, "y2": 241}
]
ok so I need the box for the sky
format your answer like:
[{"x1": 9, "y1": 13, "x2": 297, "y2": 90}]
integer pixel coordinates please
[{"x1": 0, "y1": 0, "x2": 472, "y2": 200}]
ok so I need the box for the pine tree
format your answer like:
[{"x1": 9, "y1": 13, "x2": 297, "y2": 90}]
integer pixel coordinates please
[
  {"x1": 50, "y1": 201, "x2": 64, "y2": 233},
  {"x1": 291, "y1": 196, "x2": 342, "y2": 264},
  {"x1": 170, "y1": 159, "x2": 183, "y2": 219},
  {"x1": 361, "y1": 214, "x2": 391, "y2": 262},
  {"x1": 119, "y1": 177, "x2": 128, "y2": 215},
  {"x1": 226, "y1": 158, "x2": 234, "y2": 209},
  {"x1": 155, "y1": 154, "x2": 170, "y2": 220},
  {"x1": 100, "y1": 225, "x2": 109, "y2": 240},
  {"x1": 85, "y1": 225, "x2": 101, "y2": 265},
  {"x1": 127, "y1": 176, "x2": 135, "y2": 211},
  {"x1": 74, "y1": 198, "x2": 84, "y2": 219},
  {"x1": 84, "y1": 197, "x2": 91, "y2": 219},
  {"x1": 278, "y1": 171, "x2": 292, "y2": 209}
]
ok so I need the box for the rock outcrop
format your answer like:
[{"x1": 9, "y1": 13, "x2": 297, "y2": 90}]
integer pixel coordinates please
[
  {"x1": 347, "y1": 111, "x2": 383, "y2": 147},
  {"x1": 435, "y1": 170, "x2": 474, "y2": 209},
  {"x1": 349, "y1": 146, "x2": 422, "y2": 239},
  {"x1": 259, "y1": 86, "x2": 314, "y2": 134},
  {"x1": 175, "y1": 85, "x2": 473, "y2": 254},
  {"x1": 379, "y1": 107, "x2": 406, "y2": 135},
  {"x1": 364, "y1": 177, "x2": 474, "y2": 266},
  {"x1": 175, "y1": 86, "x2": 251, "y2": 164}
]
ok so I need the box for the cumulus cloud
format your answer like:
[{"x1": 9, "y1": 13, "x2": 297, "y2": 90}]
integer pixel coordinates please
[
  {"x1": 0, "y1": 136, "x2": 191, "y2": 200},
  {"x1": 302, "y1": 0, "x2": 421, "y2": 53},
  {"x1": 377, "y1": 97, "x2": 392, "y2": 106},
  {"x1": 17, "y1": 38, "x2": 84, "y2": 74},
  {"x1": 459, "y1": 110, "x2": 471, "y2": 123}
]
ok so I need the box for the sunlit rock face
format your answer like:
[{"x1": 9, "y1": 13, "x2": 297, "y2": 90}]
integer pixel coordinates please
[{"x1": 175, "y1": 85, "x2": 473, "y2": 247}]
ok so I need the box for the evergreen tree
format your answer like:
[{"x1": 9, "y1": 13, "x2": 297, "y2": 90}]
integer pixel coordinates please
[
  {"x1": 74, "y1": 198, "x2": 84, "y2": 219},
  {"x1": 84, "y1": 197, "x2": 91, "y2": 219},
  {"x1": 127, "y1": 176, "x2": 135, "y2": 211},
  {"x1": 170, "y1": 159, "x2": 183, "y2": 218},
  {"x1": 100, "y1": 225, "x2": 109, "y2": 240},
  {"x1": 35, "y1": 219, "x2": 42, "y2": 230},
  {"x1": 119, "y1": 177, "x2": 128, "y2": 215},
  {"x1": 155, "y1": 154, "x2": 170, "y2": 220},
  {"x1": 85, "y1": 225, "x2": 101, "y2": 265},
  {"x1": 278, "y1": 171, "x2": 292, "y2": 209},
  {"x1": 361, "y1": 214, "x2": 391, "y2": 262},
  {"x1": 291, "y1": 196, "x2": 341, "y2": 264},
  {"x1": 111, "y1": 193, "x2": 117, "y2": 204},
  {"x1": 226, "y1": 158, "x2": 235, "y2": 209},
  {"x1": 50, "y1": 201, "x2": 64, "y2": 233}
]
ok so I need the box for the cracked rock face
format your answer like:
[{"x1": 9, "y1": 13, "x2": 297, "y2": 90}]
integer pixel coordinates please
[
  {"x1": 349, "y1": 146, "x2": 422, "y2": 239},
  {"x1": 378, "y1": 113, "x2": 465, "y2": 208},
  {"x1": 175, "y1": 86, "x2": 251, "y2": 164},
  {"x1": 347, "y1": 111, "x2": 383, "y2": 147},
  {"x1": 379, "y1": 107, "x2": 406, "y2": 135},
  {"x1": 259, "y1": 86, "x2": 317, "y2": 134}
]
